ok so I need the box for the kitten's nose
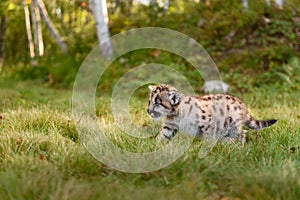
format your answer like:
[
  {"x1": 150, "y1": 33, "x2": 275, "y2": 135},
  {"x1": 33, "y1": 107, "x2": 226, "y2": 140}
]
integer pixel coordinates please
[{"x1": 147, "y1": 109, "x2": 150, "y2": 114}]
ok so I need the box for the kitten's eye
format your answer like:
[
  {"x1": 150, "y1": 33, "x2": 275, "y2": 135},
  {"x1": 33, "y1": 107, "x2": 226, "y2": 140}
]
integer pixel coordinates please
[{"x1": 154, "y1": 97, "x2": 161, "y2": 105}]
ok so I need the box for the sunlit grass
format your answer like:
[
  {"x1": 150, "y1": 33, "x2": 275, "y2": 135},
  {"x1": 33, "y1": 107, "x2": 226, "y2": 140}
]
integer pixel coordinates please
[{"x1": 0, "y1": 79, "x2": 299, "y2": 199}]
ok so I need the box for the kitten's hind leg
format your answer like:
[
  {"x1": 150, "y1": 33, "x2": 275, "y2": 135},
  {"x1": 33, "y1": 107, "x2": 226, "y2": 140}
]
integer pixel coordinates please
[{"x1": 222, "y1": 125, "x2": 245, "y2": 146}]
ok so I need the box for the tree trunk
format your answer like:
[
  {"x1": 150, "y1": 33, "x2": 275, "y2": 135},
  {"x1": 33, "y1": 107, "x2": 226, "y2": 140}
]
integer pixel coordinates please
[
  {"x1": 30, "y1": 1, "x2": 38, "y2": 56},
  {"x1": 241, "y1": 0, "x2": 248, "y2": 9},
  {"x1": 164, "y1": 0, "x2": 169, "y2": 12},
  {"x1": 89, "y1": 0, "x2": 114, "y2": 59},
  {"x1": 35, "y1": 1, "x2": 44, "y2": 56},
  {"x1": 266, "y1": 0, "x2": 284, "y2": 8},
  {"x1": 36, "y1": 0, "x2": 67, "y2": 53},
  {"x1": 24, "y1": 4, "x2": 35, "y2": 58},
  {"x1": 0, "y1": 16, "x2": 7, "y2": 69},
  {"x1": 274, "y1": 0, "x2": 284, "y2": 7},
  {"x1": 30, "y1": 0, "x2": 44, "y2": 56}
]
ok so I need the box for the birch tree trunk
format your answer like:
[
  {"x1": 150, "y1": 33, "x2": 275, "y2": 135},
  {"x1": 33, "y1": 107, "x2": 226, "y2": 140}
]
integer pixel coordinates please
[
  {"x1": 164, "y1": 0, "x2": 169, "y2": 12},
  {"x1": 0, "y1": 16, "x2": 7, "y2": 69},
  {"x1": 266, "y1": 0, "x2": 284, "y2": 7},
  {"x1": 241, "y1": 0, "x2": 249, "y2": 9},
  {"x1": 89, "y1": 0, "x2": 114, "y2": 59},
  {"x1": 36, "y1": 0, "x2": 67, "y2": 53},
  {"x1": 24, "y1": 3, "x2": 35, "y2": 58},
  {"x1": 274, "y1": 0, "x2": 284, "y2": 7},
  {"x1": 30, "y1": 0, "x2": 44, "y2": 56}
]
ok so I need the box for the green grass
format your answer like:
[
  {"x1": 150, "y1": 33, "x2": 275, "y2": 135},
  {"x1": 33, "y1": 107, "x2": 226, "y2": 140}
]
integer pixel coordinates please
[{"x1": 0, "y1": 78, "x2": 299, "y2": 200}]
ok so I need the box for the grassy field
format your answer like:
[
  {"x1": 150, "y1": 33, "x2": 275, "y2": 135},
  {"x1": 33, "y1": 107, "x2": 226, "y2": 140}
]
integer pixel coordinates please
[{"x1": 0, "y1": 77, "x2": 299, "y2": 200}]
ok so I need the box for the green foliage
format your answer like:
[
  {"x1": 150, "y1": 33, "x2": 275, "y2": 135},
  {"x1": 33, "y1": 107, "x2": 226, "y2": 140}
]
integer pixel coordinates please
[
  {"x1": 2, "y1": 0, "x2": 97, "y2": 64},
  {"x1": 3, "y1": 1, "x2": 28, "y2": 63},
  {"x1": 2, "y1": 0, "x2": 300, "y2": 93},
  {"x1": 259, "y1": 57, "x2": 300, "y2": 90},
  {"x1": 0, "y1": 0, "x2": 9, "y2": 16},
  {"x1": 6, "y1": 54, "x2": 82, "y2": 88}
]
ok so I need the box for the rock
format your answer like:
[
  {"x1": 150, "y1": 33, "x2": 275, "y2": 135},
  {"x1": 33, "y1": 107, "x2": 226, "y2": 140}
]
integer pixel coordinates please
[{"x1": 203, "y1": 80, "x2": 229, "y2": 93}]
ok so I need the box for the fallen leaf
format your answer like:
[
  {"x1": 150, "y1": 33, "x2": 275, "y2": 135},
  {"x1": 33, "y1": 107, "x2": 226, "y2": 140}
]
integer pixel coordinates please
[
  {"x1": 39, "y1": 154, "x2": 46, "y2": 160},
  {"x1": 150, "y1": 49, "x2": 161, "y2": 58},
  {"x1": 16, "y1": 137, "x2": 23, "y2": 144}
]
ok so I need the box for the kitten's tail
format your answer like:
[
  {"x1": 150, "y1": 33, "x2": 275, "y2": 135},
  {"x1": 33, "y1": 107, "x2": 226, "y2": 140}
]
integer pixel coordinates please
[{"x1": 244, "y1": 115, "x2": 277, "y2": 130}]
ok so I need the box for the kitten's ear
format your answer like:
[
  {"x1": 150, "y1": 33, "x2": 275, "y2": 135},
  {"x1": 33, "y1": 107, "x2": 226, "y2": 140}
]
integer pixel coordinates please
[
  {"x1": 168, "y1": 91, "x2": 180, "y2": 105},
  {"x1": 148, "y1": 85, "x2": 156, "y2": 91}
]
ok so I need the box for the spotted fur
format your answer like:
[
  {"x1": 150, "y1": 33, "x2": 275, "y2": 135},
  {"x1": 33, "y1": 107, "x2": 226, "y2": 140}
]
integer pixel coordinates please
[{"x1": 147, "y1": 84, "x2": 277, "y2": 144}]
